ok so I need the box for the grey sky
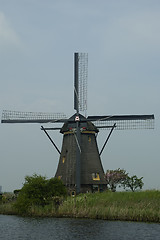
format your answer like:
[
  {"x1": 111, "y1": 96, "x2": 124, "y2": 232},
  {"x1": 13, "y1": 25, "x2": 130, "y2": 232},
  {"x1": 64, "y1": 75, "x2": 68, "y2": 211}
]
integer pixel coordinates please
[{"x1": 0, "y1": 0, "x2": 159, "y2": 192}]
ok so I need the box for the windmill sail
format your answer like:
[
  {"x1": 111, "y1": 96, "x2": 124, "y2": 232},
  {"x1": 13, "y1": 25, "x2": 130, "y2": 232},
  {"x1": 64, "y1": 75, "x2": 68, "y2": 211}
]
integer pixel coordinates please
[
  {"x1": 1, "y1": 110, "x2": 67, "y2": 123},
  {"x1": 74, "y1": 53, "x2": 88, "y2": 113},
  {"x1": 73, "y1": 52, "x2": 88, "y2": 193},
  {"x1": 87, "y1": 114, "x2": 154, "y2": 130}
]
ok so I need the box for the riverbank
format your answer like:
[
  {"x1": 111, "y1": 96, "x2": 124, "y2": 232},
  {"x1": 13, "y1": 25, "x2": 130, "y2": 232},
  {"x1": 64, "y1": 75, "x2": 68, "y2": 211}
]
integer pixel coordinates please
[{"x1": 0, "y1": 190, "x2": 159, "y2": 223}]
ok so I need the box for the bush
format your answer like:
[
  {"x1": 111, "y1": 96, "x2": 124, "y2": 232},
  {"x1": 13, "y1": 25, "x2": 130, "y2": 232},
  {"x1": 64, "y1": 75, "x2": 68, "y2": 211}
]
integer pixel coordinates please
[{"x1": 14, "y1": 174, "x2": 67, "y2": 214}]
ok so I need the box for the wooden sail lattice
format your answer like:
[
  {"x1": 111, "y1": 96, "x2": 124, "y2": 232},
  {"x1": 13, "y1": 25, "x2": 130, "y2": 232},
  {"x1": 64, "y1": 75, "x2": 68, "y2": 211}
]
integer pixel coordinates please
[
  {"x1": 1, "y1": 110, "x2": 67, "y2": 123},
  {"x1": 88, "y1": 115, "x2": 155, "y2": 130}
]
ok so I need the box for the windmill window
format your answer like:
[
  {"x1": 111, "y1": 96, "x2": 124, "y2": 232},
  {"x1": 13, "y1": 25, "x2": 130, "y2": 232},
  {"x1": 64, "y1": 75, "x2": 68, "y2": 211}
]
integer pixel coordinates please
[
  {"x1": 92, "y1": 173, "x2": 100, "y2": 181},
  {"x1": 62, "y1": 157, "x2": 65, "y2": 163},
  {"x1": 88, "y1": 136, "x2": 91, "y2": 142}
]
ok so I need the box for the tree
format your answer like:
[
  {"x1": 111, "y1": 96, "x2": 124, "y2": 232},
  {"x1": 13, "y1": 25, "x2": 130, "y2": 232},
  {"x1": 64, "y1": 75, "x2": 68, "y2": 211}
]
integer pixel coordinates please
[
  {"x1": 105, "y1": 168, "x2": 128, "y2": 192},
  {"x1": 0, "y1": 193, "x2": 2, "y2": 202},
  {"x1": 46, "y1": 177, "x2": 67, "y2": 200},
  {"x1": 14, "y1": 174, "x2": 67, "y2": 213},
  {"x1": 122, "y1": 175, "x2": 144, "y2": 192}
]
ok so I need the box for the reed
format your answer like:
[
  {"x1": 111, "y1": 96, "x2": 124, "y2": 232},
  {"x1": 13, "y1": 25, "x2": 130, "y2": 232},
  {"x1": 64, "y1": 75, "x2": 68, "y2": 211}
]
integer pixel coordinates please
[
  {"x1": 0, "y1": 190, "x2": 159, "y2": 222},
  {"x1": 59, "y1": 190, "x2": 160, "y2": 222},
  {"x1": 0, "y1": 202, "x2": 17, "y2": 215}
]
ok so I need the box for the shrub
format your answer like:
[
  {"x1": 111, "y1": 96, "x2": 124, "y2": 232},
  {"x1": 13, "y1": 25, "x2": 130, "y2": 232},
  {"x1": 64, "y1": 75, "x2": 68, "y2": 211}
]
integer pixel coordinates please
[{"x1": 14, "y1": 174, "x2": 67, "y2": 214}]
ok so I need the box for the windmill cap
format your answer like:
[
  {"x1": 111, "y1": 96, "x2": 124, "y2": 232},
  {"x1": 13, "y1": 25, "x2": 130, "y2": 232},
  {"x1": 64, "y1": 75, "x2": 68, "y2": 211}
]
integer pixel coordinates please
[{"x1": 60, "y1": 113, "x2": 99, "y2": 134}]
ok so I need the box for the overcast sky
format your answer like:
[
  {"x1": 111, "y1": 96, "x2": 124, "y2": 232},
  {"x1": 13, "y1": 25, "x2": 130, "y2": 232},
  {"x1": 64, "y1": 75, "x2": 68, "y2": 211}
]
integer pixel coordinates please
[{"x1": 0, "y1": 0, "x2": 159, "y2": 192}]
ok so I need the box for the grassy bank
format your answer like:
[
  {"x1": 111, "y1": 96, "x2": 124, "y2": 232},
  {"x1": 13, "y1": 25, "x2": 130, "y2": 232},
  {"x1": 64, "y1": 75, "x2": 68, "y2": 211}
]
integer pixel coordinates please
[{"x1": 0, "y1": 190, "x2": 160, "y2": 223}]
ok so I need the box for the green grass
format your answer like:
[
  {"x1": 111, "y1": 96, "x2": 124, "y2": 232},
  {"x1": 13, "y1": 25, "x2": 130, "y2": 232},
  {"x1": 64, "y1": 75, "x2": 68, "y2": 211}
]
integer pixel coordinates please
[
  {"x1": 0, "y1": 190, "x2": 160, "y2": 223},
  {"x1": 58, "y1": 190, "x2": 160, "y2": 222}
]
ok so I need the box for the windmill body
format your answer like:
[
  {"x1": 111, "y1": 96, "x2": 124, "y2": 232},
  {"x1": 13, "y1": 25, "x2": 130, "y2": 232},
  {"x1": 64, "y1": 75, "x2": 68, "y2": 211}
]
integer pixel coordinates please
[
  {"x1": 1, "y1": 52, "x2": 154, "y2": 194},
  {"x1": 55, "y1": 113, "x2": 107, "y2": 193}
]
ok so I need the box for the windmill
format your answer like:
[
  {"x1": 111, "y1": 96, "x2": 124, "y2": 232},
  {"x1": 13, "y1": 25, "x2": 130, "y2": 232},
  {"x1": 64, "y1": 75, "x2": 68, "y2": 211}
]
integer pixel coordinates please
[{"x1": 1, "y1": 53, "x2": 154, "y2": 194}]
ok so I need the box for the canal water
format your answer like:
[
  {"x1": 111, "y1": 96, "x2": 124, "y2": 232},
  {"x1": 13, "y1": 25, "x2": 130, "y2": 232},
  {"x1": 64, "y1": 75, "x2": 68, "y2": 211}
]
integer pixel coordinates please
[{"x1": 0, "y1": 215, "x2": 159, "y2": 240}]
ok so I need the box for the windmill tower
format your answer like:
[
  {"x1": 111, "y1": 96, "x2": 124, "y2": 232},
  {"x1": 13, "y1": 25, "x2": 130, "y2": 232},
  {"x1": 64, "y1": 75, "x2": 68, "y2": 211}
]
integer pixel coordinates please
[{"x1": 1, "y1": 53, "x2": 154, "y2": 194}]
